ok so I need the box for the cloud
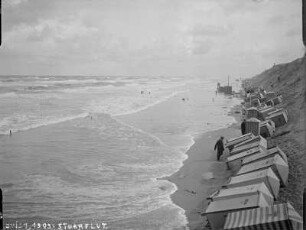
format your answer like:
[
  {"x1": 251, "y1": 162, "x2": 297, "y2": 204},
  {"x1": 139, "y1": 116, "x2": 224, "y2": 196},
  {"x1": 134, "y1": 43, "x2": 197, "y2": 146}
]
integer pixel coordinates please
[
  {"x1": 0, "y1": 0, "x2": 303, "y2": 77},
  {"x1": 285, "y1": 28, "x2": 301, "y2": 37},
  {"x1": 192, "y1": 24, "x2": 232, "y2": 37},
  {"x1": 3, "y1": 0, "x2": 28, "y2": 7},
  {"x1": 267, "y1": 15, "x2": 286, "y2": 25},
  {"x1": 192, "y1": 40, "x2": 214, "y2": 55}
]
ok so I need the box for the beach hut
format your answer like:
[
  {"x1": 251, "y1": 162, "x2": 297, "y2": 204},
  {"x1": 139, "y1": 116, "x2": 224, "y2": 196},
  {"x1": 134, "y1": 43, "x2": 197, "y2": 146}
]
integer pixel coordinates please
[
  {"x1": 266, "y1": 110, "x2": 288, "y2": 128},
  {"x1": 223, "y1": 202, "x2": 303, "y2": 230},
  {"x1": 246, "y1": 107, "x2": 259, "y2": 119},
  {"x1": 259, "y1": 97, "x2": 267, "y2": 104},
  {"x1": 268, "y1": 108, "x2": 288, "y2": 117},
  {"x1": 242, "y1": 146, "x2": 288, "y2": 166},
  {"x1": 272, "y1": 96, "x2": 282, "y2": 106},
  {"x1": 265, "y1": 91, "x2": 276, "y2": 100},
  {"x1": 251, "y1": 98, "x2": 261, "y2": 107},
  {"x1": 223, "y1": 168, "x2": 280, "y2": 199},
  {"x1": 226, "y1": 146, "x2": 264, "y2": 172},
  {"x1": 208, "y1": 182, "x2": 274, "y2": 205},
  {"x1": 258, "y1": 106, "x2": 277, "y2": 120},
  {"x1": 234, "y1": 135, "x2": 267, "y2": 149},
  {"x1": 259, "y1": 120, "x2": 274, "y2": 138},
  {"x1": 230, "y1": 139, "x2": 267, "y2": 156},
  {"x1": 245, "y1": 118, "x2": 260, "y2": 136},
  {"x1": 265, "y1": 99, "x2": 274, "y2": 107},
  {"x1": 225, "y1": 133, "x2": 254, "y2": 151},
  {"x1": 237, "y1": 155, "x2": 288, "y2": 186},
  {"x1": 263, "y1": 119, "x2": 276, "y2": 132},
  {"x1": 203, "y1": 193, "x2": 272, "y2": 230}
]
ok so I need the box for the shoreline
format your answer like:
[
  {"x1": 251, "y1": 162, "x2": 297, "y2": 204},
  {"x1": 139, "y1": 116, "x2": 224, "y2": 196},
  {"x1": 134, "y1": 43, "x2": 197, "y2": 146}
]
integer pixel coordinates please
[{"x1": 165, "y1": 103, "x2": 242, "y2": 230}]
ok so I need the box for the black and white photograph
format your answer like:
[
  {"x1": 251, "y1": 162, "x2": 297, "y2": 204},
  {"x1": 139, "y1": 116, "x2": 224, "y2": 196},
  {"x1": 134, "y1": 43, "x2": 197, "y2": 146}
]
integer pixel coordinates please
[{"x1": 0, "y1": 0, "x2": 305, "y2": 229}]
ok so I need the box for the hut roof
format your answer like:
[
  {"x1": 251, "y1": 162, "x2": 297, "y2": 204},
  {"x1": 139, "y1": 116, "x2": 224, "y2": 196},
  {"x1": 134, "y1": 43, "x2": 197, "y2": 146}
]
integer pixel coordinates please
[
  {"x1": 242, "y1": 146, "x2": 287, "y2": 165},
  {"x1": 246, "y1": 117, "x2": 261, "y2": 122},
  {"x1": 224, "y1": 203, "x2": 303, "y2": 230},
  {"x1": 228, "y1": 168, "x2": 279, "y2": 185},
  {"x1": 231, "y1": 142, "x2": 262, "y2": 155},
  {"x1": 237, "y1": 155, "x2": 288, "y2": 185},
  {"x1": 209, "y1": 182, "x2": 273, "y2": 202},
  {"x1": 204, "y1": 193, "x2": 269, "y2": 214},
  {"x1": 227, "y1": 147, "x2": 261, "y2": 163},
  {"x1": 225, "y1": 133, "x2": 254, "y2": 148}
]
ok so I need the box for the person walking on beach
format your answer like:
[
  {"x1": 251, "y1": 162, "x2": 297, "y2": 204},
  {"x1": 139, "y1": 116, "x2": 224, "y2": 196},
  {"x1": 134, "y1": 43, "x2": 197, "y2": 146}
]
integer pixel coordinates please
[
  {"x1": 241, "y1": 119, "x2": 246, "y2": 135},
  {"x1": 214, "y1": 136, "x2": 224, "y2": 161}
]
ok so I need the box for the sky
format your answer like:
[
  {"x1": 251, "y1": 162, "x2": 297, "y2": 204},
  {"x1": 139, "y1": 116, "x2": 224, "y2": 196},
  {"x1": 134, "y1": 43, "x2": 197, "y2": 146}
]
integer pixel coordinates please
[{"x1": 0, "y1": 0, "x2": 304, "y2": 79}]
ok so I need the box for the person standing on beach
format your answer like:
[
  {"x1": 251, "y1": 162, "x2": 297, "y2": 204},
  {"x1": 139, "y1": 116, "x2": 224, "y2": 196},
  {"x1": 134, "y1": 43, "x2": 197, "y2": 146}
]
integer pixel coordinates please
[
  {"x1": 214, "y1": 136, "x2": 224, "y2": 161},
  {"x1": 241, "y1": 119, "x2": 246, "y2": 135}
]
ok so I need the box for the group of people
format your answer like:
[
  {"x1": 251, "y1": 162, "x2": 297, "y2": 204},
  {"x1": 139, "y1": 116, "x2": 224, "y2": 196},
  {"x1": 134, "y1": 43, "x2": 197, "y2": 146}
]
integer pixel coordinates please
[{"x1": 214, "y1": 119, "x2": 246, "y2": 161}]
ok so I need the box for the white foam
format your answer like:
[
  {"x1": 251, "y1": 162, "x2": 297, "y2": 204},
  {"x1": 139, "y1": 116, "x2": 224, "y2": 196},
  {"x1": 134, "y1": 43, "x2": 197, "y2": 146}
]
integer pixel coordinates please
[{"x1": 0, "y1": 112, "x2": 89, "y2": 135}]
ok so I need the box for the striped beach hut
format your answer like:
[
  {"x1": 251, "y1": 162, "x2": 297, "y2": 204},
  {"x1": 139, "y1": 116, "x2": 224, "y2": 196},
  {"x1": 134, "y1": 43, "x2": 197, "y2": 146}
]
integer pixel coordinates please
[
  {"x1": 208, "y1": 182, "x2": 274, "y2": 205},
  {"x1": 246, "y1": 107, "x2": 259, "y2": 119},
  {"x1": 224, "y1": 168, "x2": 280, "y2": 199},
  {"x1": 223, "y1": 203, "x2": 303, "y2": 230},
  {"x1": 237, "y1": 155, "x2": 288, "y2": 186},
  {"x1": 266, "y1": 110, "x2": 288, "y2": 128},
  {"x1": 203, "y1": 193, "x2": 272, "y2": 230},
  {"x1": 225, "y1": 133, "x2": 254, "y2": 151},
  {"x1": 226, "y1": 146, "x2": 264, "y2": 173},
  {"x1": 245, "y1": 118, "x2": 261, "y2": 136},
  {"x1": 242, "y1": 146, "x2": 288, "y2": 166}
]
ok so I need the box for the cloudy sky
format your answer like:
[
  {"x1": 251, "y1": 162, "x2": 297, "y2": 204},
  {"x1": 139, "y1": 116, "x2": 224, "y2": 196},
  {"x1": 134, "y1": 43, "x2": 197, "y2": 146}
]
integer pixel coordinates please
[{"x1": 0, "y1": 0, "x2": 304, "y2": 79}]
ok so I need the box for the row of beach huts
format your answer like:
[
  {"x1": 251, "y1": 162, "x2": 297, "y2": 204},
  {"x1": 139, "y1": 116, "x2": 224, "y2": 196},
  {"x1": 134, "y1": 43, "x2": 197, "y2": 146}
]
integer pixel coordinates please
[{"x1": 202, "y1": 84, "x2": 303, "y2": 229}]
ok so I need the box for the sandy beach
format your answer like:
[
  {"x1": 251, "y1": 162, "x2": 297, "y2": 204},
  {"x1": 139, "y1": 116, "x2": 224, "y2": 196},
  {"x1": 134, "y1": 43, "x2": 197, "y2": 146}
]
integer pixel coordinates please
[
  {"x1": 166, "y1": 105, "x2": 242, "y2": 230},
  {"x1": 167, "y1": 56, "x2": 305, "y2": 229}
]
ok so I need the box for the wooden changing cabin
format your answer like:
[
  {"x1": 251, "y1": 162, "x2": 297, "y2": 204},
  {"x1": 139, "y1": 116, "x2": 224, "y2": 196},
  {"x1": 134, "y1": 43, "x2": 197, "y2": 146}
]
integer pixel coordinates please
[
  {"x1": 265, "y1": 99, "x2": 275, "y2": 107},
  {"x1": 266, "y1": 110, "x2": 288, "y2": 128},
  {"x1": 245, "y1": 118, "x2": 261, "y2": 136},
  {"x1": 258, "y1": 106, "x2": 278, "y2": 120},
  {"x1": 259, "y1": 120, "x2": 275, "y2": 138},
  {"x1": 246, "y1": 107, "x2": 259, "y2": 119},
  {"x1": 226, "y1": 146, "x2": 264, "y2": 173},
  {"x1": 237, "y1": 155, "x2": 289, "y2": 186},
  {"x1": 223, "y1": 168, "x2": 280, "y2": 199},
  {"x1": 223, "y1": 202, "x2": 303, "y2": 230},
  {"x1": 230, "y1": 136, "x2": 267, "y2": 156},
  {"x1": 203, "y1": 193, "x2": 273, "y2": 230},
  {"x1": 233, "y1": 135, "x2": 267, "y2": 149},
  {"x1": 242, "y1": 146, "x2": 288, "y2": 166},
  {"x1": 265, "y1": 91, "x2": 276, "y2": 100},
  {"x1": 271, "y1": 95, "x2": 283, "y2": 105},
  {"x1": 225, "y1": 133, "x2": 254, "y2": 151},
  {"x1": 250, "y1": 98, "x2": 261, "y2": 107},
  {"x1": 208, "y1": 182, "x2": 274, "y2": 205}
]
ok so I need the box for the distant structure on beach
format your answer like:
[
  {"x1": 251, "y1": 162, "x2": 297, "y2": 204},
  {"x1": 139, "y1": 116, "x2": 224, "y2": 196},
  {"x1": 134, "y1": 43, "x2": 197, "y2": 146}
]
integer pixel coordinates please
[{"x1": 217, "y1": 76, "x2": 233, "y2": 95}]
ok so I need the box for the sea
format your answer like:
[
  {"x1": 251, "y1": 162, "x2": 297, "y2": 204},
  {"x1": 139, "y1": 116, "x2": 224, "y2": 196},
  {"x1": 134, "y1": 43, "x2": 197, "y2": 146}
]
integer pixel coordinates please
[{"x1": 0, "y1": 76, "x2": 241, "y2": 230}]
